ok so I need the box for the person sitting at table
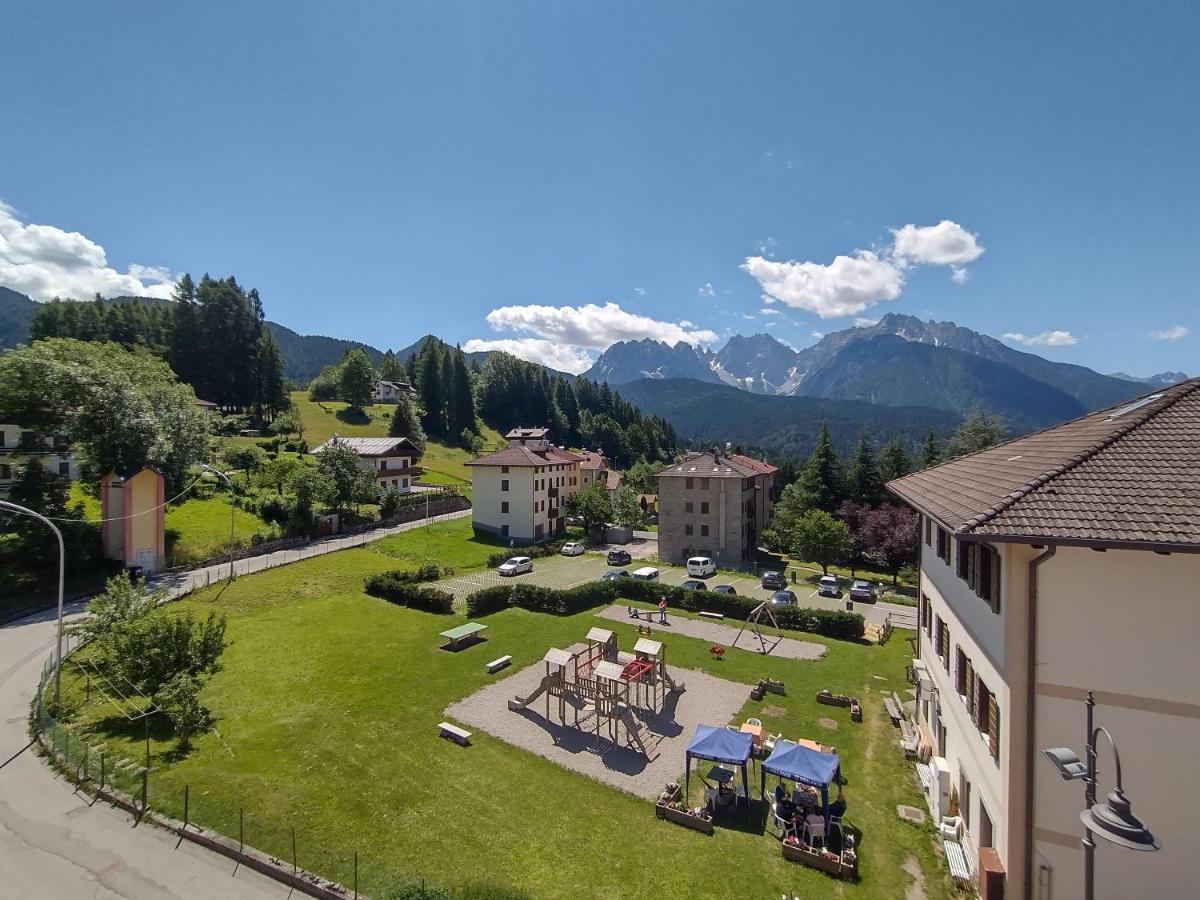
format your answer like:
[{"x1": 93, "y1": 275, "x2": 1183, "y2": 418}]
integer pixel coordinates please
[
  {"x1": 773, "y1": 784, "x2": 796, "y2": 819},
  {"x1": 829, "y1": 790, "x2": 847, "y2": 819}
]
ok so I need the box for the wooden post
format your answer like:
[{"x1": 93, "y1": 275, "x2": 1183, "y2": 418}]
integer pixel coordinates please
[
  {"x1": 239, "y1": 808, "x2": 244, "y2": 854},
  {"x1": 291, "y1": 826, "x2": 297, "y2": 874},
  {"x1": 183, "y1": 785, "x2": 189, "y2": 829},
  {"x1": 354, "y1": 851, "x2": 358, "y2": 899}
]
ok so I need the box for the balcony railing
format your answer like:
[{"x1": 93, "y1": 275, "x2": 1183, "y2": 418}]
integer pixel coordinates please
[{"x1": 547, "y1": 486, "x2": 559, "y2": 499}]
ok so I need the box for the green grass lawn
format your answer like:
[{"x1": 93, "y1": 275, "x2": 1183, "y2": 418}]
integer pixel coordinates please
[
  {"x1": 369, "y1": 516, "x2": 503, "y2": 569},
  {"x1": 54, "y1": 525, "x2": 952, "y2": 899},
  {"x1": 163, "y1": 497, "x2": 277, "y2": 566}
]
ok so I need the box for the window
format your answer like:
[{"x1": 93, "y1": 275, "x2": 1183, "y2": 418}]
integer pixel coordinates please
[
  {"x1": 685, "y1": 477, "x2": 694, "y2": 489},
  {"x1": 920, "y1": 593, "x2": 932, "y2": 636},
  {"x1": 58, "y1": 461, "x2": 70, "y2": 476},
  {"x1": 685, "y1": 501, "x2": 694, "y2": 513},
  {"x1": 700, "y1": 524, "x2": 709, "y2": 537},
  {"x1": 501, "y1": 524, "x2": 509, "y2": 538},
  {"x1": 924, "y1": 516, "x2": 932, "y2": 546},
  {"x1": 0, "y1": 465, "x2": 10, "y2": 480},
  {"x1": 0, "y1": 430, "x2": 5, "y2": 447},
  {"x1": 501, "y1": 502, "x2": 509, "y2": 514},
  {"x1": 700, "y1": 501, "x2": 709, "y2": 514},
  {"x1": 957, "y1": 540, "x2": 1002, "y2": 612},
  {"x1": 955, "y1": 646, "x2": 967, "y2": 696},
  {"x1": 935, "y1": 617, "x2": 949, "y2": 671},
  {"x1": 936, "y1": 526, "x2": 951, "y2": 565},
  {"x1": 402, "y1": 478, "x2": 408, "y2": 488},
  {"x1": 987, "y1": 692, "x2": 1001, "y2": 763},
  {"x1": 700, "y1": 477, "x2": 709, "y2": 489},
  {"x1": 380, "y1": 459, "x2": 388, "y2": 471},
  {"x1": 501, "y1": 465, "x2": 509, "y2": 474},
  {"x1": 685, "y1": 524, "x2": 694, "y2": 536},
  {"x1": 501, "y1": 479, "x2": 509, "y2": 492}
]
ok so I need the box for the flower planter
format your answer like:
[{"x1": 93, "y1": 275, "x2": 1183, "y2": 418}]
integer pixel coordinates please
[
  {"x1": 655, "y1": 801, "x2": 715, "y2": 834},
  {"x1": 850, "y1": 700, "x2": 862, "y2": 723},
  {"x1": 816, "y1": 690, "x2": 853, "y2": 708},
  {"x1": 781, "y1": 841, "x2": 857, "y2": 878}
]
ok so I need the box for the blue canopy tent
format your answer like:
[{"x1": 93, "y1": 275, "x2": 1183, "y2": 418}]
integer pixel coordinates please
[
  {"x1": 760, "y1": 740, "x2": 841, "y2": 828},
  {"x1": 685, "y1": 724, "x2": 753, "y2": 807}
]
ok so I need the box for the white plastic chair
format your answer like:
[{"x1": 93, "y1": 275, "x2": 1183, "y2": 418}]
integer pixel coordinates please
[
  {"x1": 746, "y1": 717, "x2": 762, "y2": 727},
  {"x1": 771, "y1": 803, "x2": 797, "y2": 841},
  {"x1": 764, "y1": 732, "x2": 780, "y2": 754},
  {"x1": 939, "y1": 815, "x2": 964, "y2": 842},
  {"x1": 704, "y1": 786, "x2": 720, "y2": 812},
  {"x1": 803, "y1": 816, "x2": 826, "y2": 848}
]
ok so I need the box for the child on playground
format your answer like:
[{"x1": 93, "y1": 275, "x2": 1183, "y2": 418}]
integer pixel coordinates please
[
  {"x1": 658, "y1": 596, "x2": 668, "y2": 623},
  {"x1": 627, "y1": 605, "x2": 640, "y2": 619}
]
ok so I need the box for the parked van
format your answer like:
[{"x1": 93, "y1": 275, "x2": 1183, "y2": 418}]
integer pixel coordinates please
[
  {"x1": 686, "y1": 556, "x2": 717, "y2": 578},
  {"x1": 631, "y1": 566, "x2": 660, "y2": 581}
]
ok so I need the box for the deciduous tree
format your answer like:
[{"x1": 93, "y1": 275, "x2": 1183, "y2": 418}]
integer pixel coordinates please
[
  {"x1": 338, "y1": 349, "x2": 376, "y2": 410},
  {"x1": 790, "y1": 509, "x2": 851, "y2": 575}
]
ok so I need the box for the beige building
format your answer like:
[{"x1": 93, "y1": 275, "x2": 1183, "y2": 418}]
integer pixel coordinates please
[
  {"x1": 100, "y1": 467, "x2": 166, "y2": 574},
  {"x1": 0, "y1": 423, "x2": 79, "y2": 495},
  {"x1": 655, "y1": 449, "x2": 776, "y2": 568},
  {"x1": 888, "y1": 378, "x2": 1200, "y2": 900},
  {"x1": 577, "y1": 449, "x2": 609, "y2": 490},
  {"x1": 311, "y1": 435, "x2": 423, "y2": 493},
  {"x1": 467, "y1": 428, "x2": 581, "y2": 543}
]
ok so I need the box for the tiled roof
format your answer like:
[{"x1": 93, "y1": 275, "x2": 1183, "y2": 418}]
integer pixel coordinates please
[
  {"x1": 311, "y1": 436, "x2": 422, "y2": 458},
  {"x1": 505, "y1": 426, "x2": 550, "y2": 439},
  {"x1": 466, "y1": 444, "x2": 580, "y2": 468},
  {"x1": 728, "y1": 453, "x2": 778, "y2": 475},
  {"x1": 606, "y1": 470, "x2": 623, "y2": 490},
  {"x1": 887, "y1": 377, "x2": 1200, "y2": 548},
  {"x1": 578, "y1": 450, "x2": 607, "y2": 470},
  {"x1": 655, "y1": 450, "x2": 767, "y2": 479}
]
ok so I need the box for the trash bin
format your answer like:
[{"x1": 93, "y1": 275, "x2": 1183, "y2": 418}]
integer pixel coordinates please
[
  {"x1": 790, "y1": 570, "x2": 796, "y2": 584},
  {"x1": 845, "y1": 599, "x2": 854, "y2": 611}
]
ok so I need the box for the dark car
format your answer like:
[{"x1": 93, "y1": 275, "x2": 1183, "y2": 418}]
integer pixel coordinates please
[
  {"x1": 607, "y1": 549, "x2": 632, "y2": 566},
  {"x1": 761, "y1": 570, "x2": 787, "y2": 590},
  {"x1": 600, "y1": 569, "x2": 631, "y2": 581},
  {"x1": 769, "y1": 590, "x2": 797, "y2": 606},
  {"x1": 680, "y1": 579, "x2": 708, "y2": 591},
  {"x1": 712, "y1": 584, "x2": 737, "y2": 595}
]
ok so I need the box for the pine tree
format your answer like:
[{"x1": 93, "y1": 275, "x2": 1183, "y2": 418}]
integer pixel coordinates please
[
  {"x1": 878, "y1": 437, "x2": 913, "y2": 484},
  {"x1": 416, "y1": 338, "x2": 444, "y2": 436},
  {"x1": 795, "y1": 423, "x2": 844, "y2": 513},
  {"x1": 255, "y1": 330, "x2": 289, "y2": 418},
  {"x1": 947, "y1": 412, "x2": 1007, "y2": 458},
  {"x1": 920, "y1": 428, "x2": 942, "y2": 469},
  {"x1": 447, "y1": 345, "x2": 477, "y2": 444},
  {"x1": 844, "y1": 433, "x2": 883, "y2": 507},
  {"x1": 387, "y1": 394, "x2": 426, "y2": 452},
  {"x1": 378, "y1": 349, "x2": 405, "y2": 383}
]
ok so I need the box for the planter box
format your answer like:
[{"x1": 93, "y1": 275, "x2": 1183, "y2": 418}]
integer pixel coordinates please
[
  {"x1": 781, "y1": 841, "x2": 856, "y2": 878},
  {"x1": 816, "y1": 690, "x2": 853, "y2": 708},
  {"x1": 850, "y1": 701, "x2": 862, "y2": 723},
  {"x1": 655, "y1": 802, "x2": 714, "y2": 834},
  {"x1": 761, "y1": 679, "x2": 786, "y2": 695}
]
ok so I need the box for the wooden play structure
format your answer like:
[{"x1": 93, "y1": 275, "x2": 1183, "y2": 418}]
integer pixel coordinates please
[
  {"x1": 731, "y1": 598, "x2": 783, "y2": 655},
  {"x1": 507, "y1": 627, "x2": 686, "y2": 760}
]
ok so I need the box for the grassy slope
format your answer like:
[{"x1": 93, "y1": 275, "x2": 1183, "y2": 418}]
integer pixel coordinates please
[
  {"x1": 164, "y1": 497, "x2": 277, "y2": 566},
  {"x1": 58, "y1": 525, "x2": 953, "y2": 899}
]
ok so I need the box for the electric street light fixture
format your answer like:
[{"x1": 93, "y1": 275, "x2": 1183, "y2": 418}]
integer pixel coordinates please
[
  {"x1": 1042, "y1": 691, "x2": 1159, "y2": 900},
  {"x1": 200, "y1": 463, "x2": 236, "y2": 581},
  {"x1": 0, "y1": 499, "x2": 66, "y2": 704}
]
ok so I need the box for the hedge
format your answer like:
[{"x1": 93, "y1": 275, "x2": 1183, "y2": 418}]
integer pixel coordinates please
[
  {"x1": 465, "y1": 580, "x2": 864, "y2": 641},
  {"x1": 364, "y1": 565, "x2": 453, "y2": 594},
  {"x1": 364, "y1": 567, "x2": 455, "y2": 614}
]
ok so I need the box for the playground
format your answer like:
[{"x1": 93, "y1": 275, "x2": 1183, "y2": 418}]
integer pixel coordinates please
[{"x1": 446, "y1": 629, "x2": 748, "y2": 798}]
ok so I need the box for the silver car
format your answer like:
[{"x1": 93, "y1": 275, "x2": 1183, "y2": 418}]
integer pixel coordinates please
[
  {"x1": 849, "y1": 579, "x2": 877, "y2": 602},
  {"x1": 497, "y1": 556, "x2": 533, "y2": 576}
]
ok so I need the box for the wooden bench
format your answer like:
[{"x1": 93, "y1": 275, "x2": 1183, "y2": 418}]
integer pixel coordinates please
[
  {"x1": 438, "y1": 722, "x2": 472, "y2": 745},
  {"x1": 439, "y1": 622, "x2": 488, "y2": 651},
  {"x1": 944, "y1": 840, "x2": 974, "y2": 886},
  {"x1": 698, "y1": 611, "x2": 725, "y2": 620},
  {"x1": 883, "y1": 696, "x2": 902, "y2": 726},
  {"x1": 915, "y1": 762, "x2": 933, "y2": 794},
  {"x1": 486, "y1": 655, "x2": 512, "y2": 674}
]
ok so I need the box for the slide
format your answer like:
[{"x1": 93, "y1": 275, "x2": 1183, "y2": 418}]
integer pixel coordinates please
[
  {"x1": 508, "y1": 674, "x2": 556, "y2": 711},
  {"x1": 618, "y1": 706, "x2": 654, "y2": 760}
]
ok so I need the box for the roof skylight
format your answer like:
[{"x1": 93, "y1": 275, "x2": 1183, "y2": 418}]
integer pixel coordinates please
[{"x1": 1107, "y1": 393, "x2": 1163, "y2": 420}]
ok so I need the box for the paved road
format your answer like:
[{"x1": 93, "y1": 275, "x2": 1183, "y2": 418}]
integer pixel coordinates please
[{"x1": 0, "y1": 509, "x2": 471, "y2": 900}]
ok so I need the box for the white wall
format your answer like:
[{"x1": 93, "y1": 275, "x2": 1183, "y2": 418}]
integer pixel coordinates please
[
  {"x1": 1032, "y1": 547, "x2": 1200, "y2": 900},
  {"x1": 471, "y1": 466, "x2": 535, "y2": 541}
]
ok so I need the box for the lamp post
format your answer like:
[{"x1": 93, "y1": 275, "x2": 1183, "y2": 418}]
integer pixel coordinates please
[
  {"x1": 200, "y1": 463, "x2": 236, "y2": 581},
  {"x1": 1042, "y1": 691, "x2": 1160, "y2": 900},
  {"x1": 0, "y1": 499, "x2": 65, "y2": 704}
]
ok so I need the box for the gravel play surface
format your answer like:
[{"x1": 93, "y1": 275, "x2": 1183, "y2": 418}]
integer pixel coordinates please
[
  {"x1": 444, "y1": 645, "x2": 750, "y2": 799},
  {"x1": 593, "y1": 605, "x2": 828, "y2": 660}
]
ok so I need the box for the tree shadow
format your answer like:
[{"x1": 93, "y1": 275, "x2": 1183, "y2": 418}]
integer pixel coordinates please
[{"x1": 335, "y1": 407, "x2": 371, "y2": 426}]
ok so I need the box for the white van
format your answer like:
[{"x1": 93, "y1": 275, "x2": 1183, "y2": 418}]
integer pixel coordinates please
[
  {"x1": 686, "y1": 556, "x2": 717, "y2": 578},
  {"x1": 631, "y1": 566, "x2": 660, "y2": 581}
]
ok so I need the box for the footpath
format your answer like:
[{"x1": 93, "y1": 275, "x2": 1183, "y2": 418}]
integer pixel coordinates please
[{"x1": 0, "y1": 508, "x2": 471, "y2": 900}]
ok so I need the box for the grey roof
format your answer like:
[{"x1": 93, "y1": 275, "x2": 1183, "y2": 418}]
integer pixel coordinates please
[
  {"x1": 311, "y1": 436, "x2": 421, "y2": 457},
  {"x1": 887, "y1": 377, "x2": 1200, "y2": 548},
  {"x1": 655, "y1": 450, "x2": 768, "y2": 479}
]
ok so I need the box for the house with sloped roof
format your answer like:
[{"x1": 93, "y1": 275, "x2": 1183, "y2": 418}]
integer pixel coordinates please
[
  {"x1": 466, "y1": 427, "x2": 581, "y2": 542},
  {"x1": 577, "y1": 449, "x2": 610, "y2": 490},
  {"x1": 654, "y1": 448, "x2": 777, "y2": 568},
  {"x1": 887, "y1": 377, "x2": 1200, "y2": 900},
  {"x1": 371, "y1": 380, "x2": 416, "y2": 402},
  {"x1": 311, "y1": 435, "x2": 423, "y2": 493}
]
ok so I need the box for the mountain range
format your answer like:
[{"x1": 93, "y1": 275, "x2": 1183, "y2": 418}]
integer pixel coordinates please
[{"x1": 582, "y1": 313, "x2": 1186, "y2": 431}]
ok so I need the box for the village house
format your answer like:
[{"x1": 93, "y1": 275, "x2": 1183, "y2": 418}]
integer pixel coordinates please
[
  {"x1": 577, "y1": 449, "x2": 609, "y2": 489},
  {"x1": 0, "y1": 423, "x2": 79, "y2": 496},
  {"x1": 466, "y1": 427, "x2": 581, "y2": 543},
  {"x1": 311, "y1": 435, "x2": 423, "y2": 493},
  {"x1": 371, "y1": 379, "x2": 417, "y2": 403},
  {"x1": 654, "y1": 448, "x2": 776, "y2": 568},
  {"x1": 887, "y1": 378, "x2": 1200, "y2": 899}
]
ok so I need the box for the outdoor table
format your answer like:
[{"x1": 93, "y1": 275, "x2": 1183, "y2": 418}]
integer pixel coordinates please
[
  {"x1": 705, "y1": 765, "x2": 736, "y2": 805},
  {"x1": 740, "y1": 721, "x2": 763, "y2": 747},
  {"x1": 797, "y1": 738, "x2": 824, "y2": 752},
  {"x1": 793, "y1": 787, "x2": 820, "y2": 810},
  {"x1": 439, "y1": 622, "x2": 488, "y2": 650}
]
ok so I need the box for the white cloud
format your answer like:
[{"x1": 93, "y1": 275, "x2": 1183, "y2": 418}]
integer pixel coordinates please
[
  {"x1": 756, "y1": 237, "x2": 778, "y2": 258},
  {"x1": 461, "y1": 338, "x2": 596, "y2": 375},
  {"x1": 698, "y1": 282, "x2": 715, "y2": 297},
  {"x1": 891, "y1": 220, "x2": 985, "y2": 267},
  {"x1": 741, "y1": 314, "x2": 757, "y2": 321},
  {"x1": 1150, "y1": 325, "x2": 1189, "y2": 341},
  {"x1": 1003, "y1": 330, "x2": 1078, "y2": 347},
  {"x1": 0, "y1": 199, "x2": 177, "y2": 301},
  {"x1": 634, "y1": 286, "x2": 645, "y2": 295},
  {"x1": 759, "y1": 307, "x2": 781, "y2": 316},
  {"x1": 741, "y1": 251, "x2": 903, "y2": 319},
  {"x1": 810, "y1": 330, "x2": 825, "y2": 339},
  {"x1": 950, "y1": 266, "x2": 970, "y2": 284},
  {"x1": 742, "y1": 218, "x2": 984, "y2": 319},
  {"x1": 853, "y1": 317, "x2": 879, "y2": 327}
]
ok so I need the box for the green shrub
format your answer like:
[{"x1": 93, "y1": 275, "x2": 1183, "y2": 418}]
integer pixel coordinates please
[
  {"x1": 364, "y1": 565, "x2": 451, "y2": 595},
  {"x1": 364, "y1": 570, "x2": 455, "y2": 614},
  {"x1": 383, "y1": 878, "x2": 452, "y2": 900}
]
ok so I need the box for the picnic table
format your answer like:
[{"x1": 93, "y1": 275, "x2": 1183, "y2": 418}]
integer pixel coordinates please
[
  {"x1": 740, "y1": 721, "x2": 763, "y2": 748},
  {"x1": 439, "y1": 622, "x2": 488, "y2": 650}
]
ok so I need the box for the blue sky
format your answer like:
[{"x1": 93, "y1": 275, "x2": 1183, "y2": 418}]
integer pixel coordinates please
[{"x1": 2, "y1": 2, "x2": 1197, "y2": 375}]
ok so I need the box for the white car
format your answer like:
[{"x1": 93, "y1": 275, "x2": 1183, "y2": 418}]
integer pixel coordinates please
[
  {"x1": 686, "y1": 556, "x2": 717, "y2": 578},
  {"x1": 817, "y1": 575, "x2": 840, "y2": 596},
  {"x1": 497, "y1": 556, "x2": 533, "y2": 576},
  {"x1": 560, "y1": 542, "x2": 585, "y2": 557},
  {"x1": 631, "y1": 566, "x2": 660, "y2": 581}
]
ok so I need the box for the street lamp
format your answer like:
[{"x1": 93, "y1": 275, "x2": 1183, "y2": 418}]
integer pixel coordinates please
[
  {"x1": 199, "y1": 463, "x2": 236, "y2": 581},
  {"x1": 1042, "y1": 691, "x2": 1160, "y2": 900},
  {"x1": 0, "y1": 499, "x2": 65, "y2": 704}
]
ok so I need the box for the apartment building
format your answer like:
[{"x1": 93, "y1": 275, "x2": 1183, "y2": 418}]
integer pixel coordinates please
[
  {"x1": 311, "y1": 435, "x2": 423, "y2": 493},
  {"x1": 467, "y1": 427, "x2": 581, "y2": 543},
  {"x1": 577, "y1": 449, "x2": 609, "y2": 490},
  {"x1": 0, "y1": 423, "x2": 79, "y2": 495},
  {"x1": 655, "y1": 449, "x2": 776, "y2": 568},
  {"x1": 887, "y1": 378, "x2": 1200, "y2": 900}
]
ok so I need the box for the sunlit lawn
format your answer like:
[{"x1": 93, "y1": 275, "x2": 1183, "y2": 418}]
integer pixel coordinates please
[
  {"x1": 55, "y1": 521, "x2": 953, "y2": 899},
  {"x1": 163, "y1": 497, "x2": 276, "y2": 566}
]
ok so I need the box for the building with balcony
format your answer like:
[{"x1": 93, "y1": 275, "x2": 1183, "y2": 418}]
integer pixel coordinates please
[
  {"x1": 0, "y1": 423, "x2": 79, "y2": 495},
  {"x1": 371, "y1": 379, "x2": 416, "y2": 403},
  {"x1": 655, "y1": 449, "x2": 776, "y2": 568},
  {"x1": 887, "y1": 377, "x2": 1200, "y2": 899},
  {"x1": 467, "y1": 427, "x2": 581, "y2": 543},
  {"x1": 310, "y1": 435, "x2": 423, "y2": 493}
]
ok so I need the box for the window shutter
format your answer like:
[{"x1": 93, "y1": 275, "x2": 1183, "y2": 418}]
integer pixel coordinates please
[
  {"x1": 988, "y1": 693, "x2": 1001, "y2": 762},
  {"x1": 955, "y1": 647, "x2": 965, "y2": 695},
  {"x1": 992, "y1": 550, "x2": 1002, "y2": 613},
  {"x1": 957, "y1": 540, "x2": 968, "y2": 579}
]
